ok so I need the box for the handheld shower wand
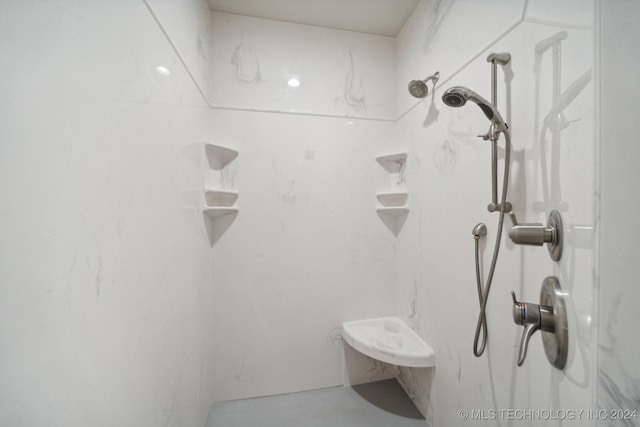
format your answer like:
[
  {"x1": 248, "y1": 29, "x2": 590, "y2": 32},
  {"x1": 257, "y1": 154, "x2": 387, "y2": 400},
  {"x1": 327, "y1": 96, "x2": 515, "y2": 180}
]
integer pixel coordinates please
[
  {"x1": 441, "y1": 53, "x2": 512, "y2": 358},
  {"x1": 442, "y1": 85, "x2": 511, "y2": 213},
  {"x1": 442, "y1": 86, "x2": 508, "y2": 133}
]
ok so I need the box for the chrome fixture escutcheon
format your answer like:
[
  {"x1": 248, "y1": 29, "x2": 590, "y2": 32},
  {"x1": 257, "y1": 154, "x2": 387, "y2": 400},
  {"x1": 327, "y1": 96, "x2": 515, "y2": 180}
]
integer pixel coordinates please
[
  {"x1": 511, "y1": 276, "x2": 568, "y2": 370},
  {"x1": 539, "y1": 277, "x2": 568, "y2": 370}
]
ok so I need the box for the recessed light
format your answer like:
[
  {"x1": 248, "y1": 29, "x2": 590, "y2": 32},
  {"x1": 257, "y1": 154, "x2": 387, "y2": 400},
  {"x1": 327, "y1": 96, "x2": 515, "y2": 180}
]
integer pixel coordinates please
[
  {"x1": 287, "y1": 78, "x2": 300, "y2": 88},
  {"x1": 156, "y1": 66, "x2": 171, "y2": 76}
]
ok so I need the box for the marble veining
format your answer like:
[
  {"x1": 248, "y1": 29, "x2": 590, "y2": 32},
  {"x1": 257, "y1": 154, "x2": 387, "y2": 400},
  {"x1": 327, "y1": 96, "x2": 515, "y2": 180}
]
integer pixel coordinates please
[
  {"x1": 598, "y1": 369, "x2": 640, "y2": 427},
  {"x1": 326, "y1": 327, "x2": 345, "y2": 350},
  {"x1": 231, "y1": 42, "x2": 262, "y2": 86},
  {"x1": 421, "y1": 0, "x2": 454, "y2": 52},
  {"x1": 397, "y1": 365, "x2": 435, "y2": 425},
  {"x1": 596, "y1": 2, "x2": 640, "y2": 425},
  {"x1": 432, "y1": 139, "x2": 458, "y2": 173},
  {"x1": 396, "y1": 160, "x2": 407, "y2": 186},
  {"x1": 406, "y1": 275, "x2": 423, "y2": 334},
  {"x1": 598, "y1": 296, "x2": 640, "y2": 426},
  {"x1": 367, "y1": 357, "x2": 393, "y2": 380},
  {"x1": 210, "y1": 11, "x2": 395, "y2": 118},
  {"x1": 197, "y1": 34, "x2": 206, "y2": 61},
  {"x1": 342, "y1": 49, "x2": 366, "y2": 112}
]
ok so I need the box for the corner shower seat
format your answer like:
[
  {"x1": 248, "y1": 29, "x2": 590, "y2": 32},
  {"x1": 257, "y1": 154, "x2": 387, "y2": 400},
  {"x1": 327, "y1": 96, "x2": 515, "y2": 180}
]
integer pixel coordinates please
[{"x1": 342, "y1": 317, "x2": 435, "y2": 368}]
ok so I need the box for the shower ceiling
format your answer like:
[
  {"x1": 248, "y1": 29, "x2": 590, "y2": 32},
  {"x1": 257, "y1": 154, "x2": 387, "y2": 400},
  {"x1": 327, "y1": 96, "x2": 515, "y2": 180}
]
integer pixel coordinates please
[{"x1": 207, "y1": 0, "x2": 421, "y2": 37}]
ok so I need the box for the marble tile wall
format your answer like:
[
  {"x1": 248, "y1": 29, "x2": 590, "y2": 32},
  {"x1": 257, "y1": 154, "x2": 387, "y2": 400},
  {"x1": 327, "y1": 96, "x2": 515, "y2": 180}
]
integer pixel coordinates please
[
  {"x1": 0, "y1": 1, "x2": 401, "y2": 424},
  {"x1": 2, "y1": 1, "x2": 637, "y2": 426},
  {"x1": 204, "y1": 108, "x2": 398, "y2": 402},
  {"x1": 144, "y1": 0, "x2": 214, "y2": 103},
  {"x1": 179, "y1": 7, "x2": 402, "y2": 402},
  {"x1": 389, "y1": 0, "x2": 599, "y2": 424},
  {"x1": 0, "y1": 1, "x2": 216, "y2": 426},
  {"x1": 207, "y1": 12, "x2": 396, "y2": 119},
  {"x1": 396, "y1": 0, "x2": 526, "y2": 115},
  {"x1": 598, "y1": 1, "x2": 640, "y2": 425}
]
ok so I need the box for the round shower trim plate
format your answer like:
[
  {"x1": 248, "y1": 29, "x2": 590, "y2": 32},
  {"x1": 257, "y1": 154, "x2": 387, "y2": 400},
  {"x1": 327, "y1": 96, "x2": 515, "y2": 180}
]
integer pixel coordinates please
[{"x1": 547, "y1": 210, "x2": 563, "y2": 261}]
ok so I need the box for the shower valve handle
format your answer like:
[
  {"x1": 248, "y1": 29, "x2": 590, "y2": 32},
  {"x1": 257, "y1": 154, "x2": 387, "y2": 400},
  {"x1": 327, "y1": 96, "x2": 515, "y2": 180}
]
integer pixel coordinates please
[{"x1": 511, "y1": 292, "x2": 555, "y2": 366}]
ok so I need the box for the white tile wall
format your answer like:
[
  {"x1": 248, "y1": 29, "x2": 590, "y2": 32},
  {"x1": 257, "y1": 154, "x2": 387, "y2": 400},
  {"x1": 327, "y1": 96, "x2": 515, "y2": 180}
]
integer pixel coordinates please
[
  {"x1": 144, "y1": 0, "x2": 214, "y2": 103},
  {"x1": 0, "y1": 1, "x2": 213, "y2": 426},
  {"x1": 598, "y1": 1, "x2": 640, "y2": 425},
  {"x1": 389, "y1": 0, "x2": 598, "y2": 424},
  {"x1": 2, "y1": 0, "x2": 637, "y2": 426},
  {"x1": 396, "y1": 0, "x2": 526, "y2": 115},
  {"x1": 208, "y1": 12, "x2": 396, "y2": 118},
  {"x1": 204, "y1": 109, "x2": 398, "y2": 401}
]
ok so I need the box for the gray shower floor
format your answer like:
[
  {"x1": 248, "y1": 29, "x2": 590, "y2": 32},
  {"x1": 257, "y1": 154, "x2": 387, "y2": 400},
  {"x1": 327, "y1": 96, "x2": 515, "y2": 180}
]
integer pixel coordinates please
[{"x1": 206, "y1": 379, "x2": 428, "y2": 427}]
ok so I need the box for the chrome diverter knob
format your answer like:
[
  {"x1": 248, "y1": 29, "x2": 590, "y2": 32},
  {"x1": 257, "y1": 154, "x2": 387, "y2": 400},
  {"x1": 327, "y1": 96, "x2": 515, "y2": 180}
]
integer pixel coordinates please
[{"x1": 509, "y1": 210, "x2": 563, "y2": 261}]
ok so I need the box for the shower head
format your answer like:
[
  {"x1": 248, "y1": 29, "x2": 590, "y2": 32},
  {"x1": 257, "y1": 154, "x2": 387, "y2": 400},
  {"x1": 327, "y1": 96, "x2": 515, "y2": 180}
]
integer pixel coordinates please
[
  {"x1": 408, "y1": 71, "x2": 440, "y2": 98},
  {"x1": 442, "y1": 86, "x2": 508, "y2": 131},
  {"x1": 409, "y1": 80, "x2": 430, "y2": 98}
]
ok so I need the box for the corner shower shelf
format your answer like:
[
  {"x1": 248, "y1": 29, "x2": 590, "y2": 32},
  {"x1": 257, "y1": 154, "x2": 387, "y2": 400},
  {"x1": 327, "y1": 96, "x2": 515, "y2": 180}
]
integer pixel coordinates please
[
  {"x1": 342, "y1": 317, "x2": 435, "y2": 368},
  {"x1": 205, "y1": 190, "x2": 239, "y2": 207},
  {"x1": 376, "y1": 192, "x2": 409, "y2": 207},
  {"x1": 204, "y1": 142, "x2": 238, "y2": 170},
  {"x1": 375, "y1": 153, "x2": 409, "y2": 235},
  {"x1": 203, "y1": 207, "x2": 238, "y2": 219},
  {"x1": 204, "y1": 190, "x2": 239, "y2": 219},
  {"x1": 376, "y1": 153, "x2": 407, "y2": 173},
  {"x1": 376, "y1": 207, "x2": 409, "y2": 217},
  {"x1": 202, "y1": 142, "x2": 239, "y2": 224}
]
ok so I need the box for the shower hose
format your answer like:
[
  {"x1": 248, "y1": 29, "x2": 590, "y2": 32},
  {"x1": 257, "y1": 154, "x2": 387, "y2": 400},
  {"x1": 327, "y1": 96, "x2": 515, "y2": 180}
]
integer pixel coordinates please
[{"x1": 473, "y1": 130, "x2": 511, "y2": 357}]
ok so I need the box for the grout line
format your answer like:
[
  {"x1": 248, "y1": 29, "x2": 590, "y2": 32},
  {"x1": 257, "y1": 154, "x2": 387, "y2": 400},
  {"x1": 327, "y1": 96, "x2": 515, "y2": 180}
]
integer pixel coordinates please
[
  {"x1": 521, "y1": 17, "x2": 593, "y2": 30},
  {"x1": 521, "y1": 0, "x2": 530, "y2": 21},
  {"x1": 208, "y1": 104, "x2": 395, "y2": 121}
]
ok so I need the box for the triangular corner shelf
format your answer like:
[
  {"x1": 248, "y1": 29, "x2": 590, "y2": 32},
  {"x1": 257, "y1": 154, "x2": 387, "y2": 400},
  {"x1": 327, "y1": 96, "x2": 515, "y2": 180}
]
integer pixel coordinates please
[
  {"x1": 376, "y1": 153, "x2": 407, "y2": 173},
  {"x1": 204, "y1": 142, "x2": 239, "y2": 170},
  {"x1": 376, "y1": 206, "x2": 409, "y2": 217},
  {"x1": 376, "y1": 192, "x2": 409, "y2": 207},
  {"x1": 205, "y1": 189, "x2": 239, "y2": 207},
  {"x1": 203, "y1": 206, "x2": 239, "y2": 219}
]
